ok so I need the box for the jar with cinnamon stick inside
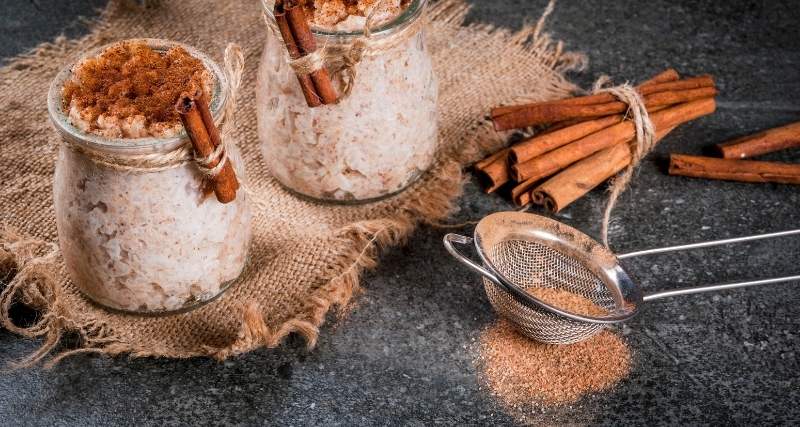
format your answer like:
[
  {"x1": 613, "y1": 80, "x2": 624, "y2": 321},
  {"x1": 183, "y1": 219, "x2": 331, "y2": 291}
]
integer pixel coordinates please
[
  {"x1": 47, "y1": 39, "x2": 251, "y2": 314},
  {"x1": 257, "y1": 0, "x2": 438, "y2": 202}
]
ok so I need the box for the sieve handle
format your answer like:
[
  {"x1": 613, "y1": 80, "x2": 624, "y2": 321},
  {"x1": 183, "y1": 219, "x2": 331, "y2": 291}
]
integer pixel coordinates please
[
  {"x1": 618, "y1": 228, "x2": 800, "y2": 301},
  {"x1": 617, "y1": 228, "x2": 800, "y2": 259},
  {"x1": 643, "y1": 275, "x2": 800, "y2": 301},
  {"x1": 443, "y1": 233, "x2": 502, "y2": 285}
]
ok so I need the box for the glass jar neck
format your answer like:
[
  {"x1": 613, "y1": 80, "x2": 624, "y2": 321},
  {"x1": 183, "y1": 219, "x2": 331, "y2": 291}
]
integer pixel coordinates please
[{"x1": 47, "y1": 38, "x2": 228, "y2": 156}]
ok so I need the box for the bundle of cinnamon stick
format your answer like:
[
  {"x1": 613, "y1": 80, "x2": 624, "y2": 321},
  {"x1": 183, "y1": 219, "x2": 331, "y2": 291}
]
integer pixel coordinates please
[
  {"x1": 474, "y1": 69, "x2": 719, "y2": 211},
  {"x1": 668, "y1": 121, "x2": 800, "y2": 185},
  {"x1": 274, "y1": 0, "x2": 338, "y2": 107}
]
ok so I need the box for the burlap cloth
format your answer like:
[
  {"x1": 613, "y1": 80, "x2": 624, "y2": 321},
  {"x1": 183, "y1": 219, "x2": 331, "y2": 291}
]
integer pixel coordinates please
[{"x1": 0, "y1": 0, "x2": 583, "y2": 365}]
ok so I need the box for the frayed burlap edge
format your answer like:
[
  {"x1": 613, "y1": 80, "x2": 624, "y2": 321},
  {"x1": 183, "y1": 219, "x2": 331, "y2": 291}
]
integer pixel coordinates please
[{"x1": 0, "y1": 0, "x2": 584, "y2": 366}]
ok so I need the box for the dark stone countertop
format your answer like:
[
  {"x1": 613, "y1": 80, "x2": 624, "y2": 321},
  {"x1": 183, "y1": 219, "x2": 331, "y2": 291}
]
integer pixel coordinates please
[{"x1": 1, "y1": 1, "x2": 799, "y2": 425}]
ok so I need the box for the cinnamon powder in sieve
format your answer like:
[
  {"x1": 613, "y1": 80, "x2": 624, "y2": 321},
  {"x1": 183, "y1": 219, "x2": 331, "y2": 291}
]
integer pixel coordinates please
[
  {"x1": 63, "y1": 41, "x2": 210, "y2": 131},
  {"x1": 478, "y1": 320, "x2": 631, "y2": 407},
  {"x1": 526, "y1": 287, "x2": 608, "y2": 317}
]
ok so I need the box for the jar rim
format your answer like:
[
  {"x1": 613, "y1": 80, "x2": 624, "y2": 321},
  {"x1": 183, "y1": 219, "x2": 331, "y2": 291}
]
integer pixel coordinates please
[
  {"x1": 46, "y1": 38, "x2": 228, "y2": 154},
  {"x1": 262, "y1": 0, "x2": 427, "y2": 39}
]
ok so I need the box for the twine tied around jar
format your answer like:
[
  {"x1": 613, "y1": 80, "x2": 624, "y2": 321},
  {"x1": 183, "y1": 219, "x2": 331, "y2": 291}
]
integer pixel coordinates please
[
  {"x1": 60, "y1": 44, "x2": 245, "y2": 179},
  {"x1": 194, "y1": 43, "x2": 245, "y2": 180},
  {"x1": 261, "y1": 0, "x2": 420, "y2": 101},
  {"x1": 590, "y1": 76, "x2": 656, "y2": 247}
]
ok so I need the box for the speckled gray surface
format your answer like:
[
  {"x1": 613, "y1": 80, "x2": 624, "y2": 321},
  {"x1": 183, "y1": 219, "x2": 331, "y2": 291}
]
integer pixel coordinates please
[{"x1": 1, "y1": 1, "x2": 799, "y2": 425}]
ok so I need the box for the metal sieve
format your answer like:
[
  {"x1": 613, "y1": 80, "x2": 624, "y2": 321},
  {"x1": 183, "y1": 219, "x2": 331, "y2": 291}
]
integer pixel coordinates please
[{"x1": 444, "y1": 211, "x2": 800, "y2": 344}]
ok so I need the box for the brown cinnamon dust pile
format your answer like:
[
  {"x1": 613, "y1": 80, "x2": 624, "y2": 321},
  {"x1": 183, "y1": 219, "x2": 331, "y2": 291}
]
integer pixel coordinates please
[
  {"x1": 63, "y1": 41, "x2": 209, "y2": 128},
  {"x1": 478, "y1": 320, "x2": 631, "y2": 407},
  {"x1": 526, "y1": 287, "x2": 609, "y2": 317}
]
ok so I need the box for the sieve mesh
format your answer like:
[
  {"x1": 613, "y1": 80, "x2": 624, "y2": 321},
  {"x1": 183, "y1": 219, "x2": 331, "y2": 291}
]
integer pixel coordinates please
[{"x1": 483, "y1": 239, "x2": 617, "y2": 344}]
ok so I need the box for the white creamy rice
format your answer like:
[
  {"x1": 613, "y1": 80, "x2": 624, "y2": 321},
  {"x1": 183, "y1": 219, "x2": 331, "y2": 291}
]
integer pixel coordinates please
[{"x1": 54, "y1": 143, "x2": 251, "y2": 313}]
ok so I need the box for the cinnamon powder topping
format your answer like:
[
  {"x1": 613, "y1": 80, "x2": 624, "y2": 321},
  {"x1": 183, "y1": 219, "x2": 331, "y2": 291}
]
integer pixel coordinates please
[
  {"x1": 63, "y1": 41, "x2": 210, "y2": 135},
  {"x1": 297, "y1": 0, "x2": 411, "y2": 28},
  {"x1": 478, "y1": 320, "x2": 631, "y2": 407}
]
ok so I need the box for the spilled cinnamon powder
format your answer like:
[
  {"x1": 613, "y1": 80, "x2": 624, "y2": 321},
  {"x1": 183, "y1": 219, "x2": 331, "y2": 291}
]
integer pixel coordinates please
[
  {"x1": 478, "y1": 320, "x2": 631, "y2": 407},
  {"x1": 63, "y1": 41, "x2": 210, "y2": 137},
  {"x1": 526, "y1": 287, "x2": 609, "y2": 317}
]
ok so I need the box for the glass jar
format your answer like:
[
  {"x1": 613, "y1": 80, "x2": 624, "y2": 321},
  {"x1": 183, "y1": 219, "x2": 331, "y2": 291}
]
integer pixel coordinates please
[
  {"x1": 256, "y1": 0, "x2": 438, "y2": 203},
  {"x1": 47, "y1": 39, "x2": 252, "y2": 314}
]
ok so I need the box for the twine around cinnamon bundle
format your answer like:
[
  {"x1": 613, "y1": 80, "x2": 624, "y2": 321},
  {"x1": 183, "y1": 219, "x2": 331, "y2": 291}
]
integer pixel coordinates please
[
  {"x1": 589, "y1": 77, "x2": 657, "y2": 246},
  {"x1": 261, "y1": 0, "x2": 423, "y2": 100},
  {"x1": 61, "y1": 44, "x2": 245, "y2": 180}
]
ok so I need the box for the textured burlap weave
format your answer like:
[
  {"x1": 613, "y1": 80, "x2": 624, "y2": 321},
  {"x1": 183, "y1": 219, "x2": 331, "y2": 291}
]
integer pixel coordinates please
[{"x1": 0, "y1": 0, "x2": 582, "y2": 364}]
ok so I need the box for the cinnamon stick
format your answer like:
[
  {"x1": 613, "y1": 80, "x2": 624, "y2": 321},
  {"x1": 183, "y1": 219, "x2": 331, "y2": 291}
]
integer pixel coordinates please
[
  {"x1": 511, "y1": 97, "x2": 717, "y2": 184},
  {"x1": 637, "y1": 75, "x2": 715, "y2": 95},
  {"x1": 715, "y1": 121, "x2": 800, "y2": 159},
  {"x1": 491, "y1": 69, "x2": 681, "y2": 118},
  {"x1": 196, "y1": 89, "x2": 239, "y2": 193},
  {"x1": 475, "y1": 116, "x2": 600, "y2": 193},
  {"x1": 510, "y1": 175, "x2": 538, "y2": 206},
  {"x1": 475, "y1": 114, "x2": 601, "y2": 194},
  {"x1": 473, "y1": 119, "x2": 580, "y2": 193},
  {"x1": 284, "y1": 0, "x2": 338, "y2": 105},
  {"x1": 668, "y1": 155, "x2": 800, "y2": 185},
  {"x1": 532, "y1": 126, "x2": 676, "y2": 212},
  {"x1": 509, "y1": 115, "x2": 623, "y2": 166},
  {"x1": 638, "y1": 68, "x2": 680, "y2": 86},
  {"x1": 509, "y1": 104, "x2": 674, "y2": 166},
  {"x1": 176, "y1": 94, "x2": 239, "y2": 204},
  {"x1": 475, "y1": 148, "x2": 510, "y2": 193},
  {"x1": 493, "y1": 85, "x2": 717, "y2": 131},
  {"x1": 274, "y1": 1, "x2": 322, "y2": 107}
]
